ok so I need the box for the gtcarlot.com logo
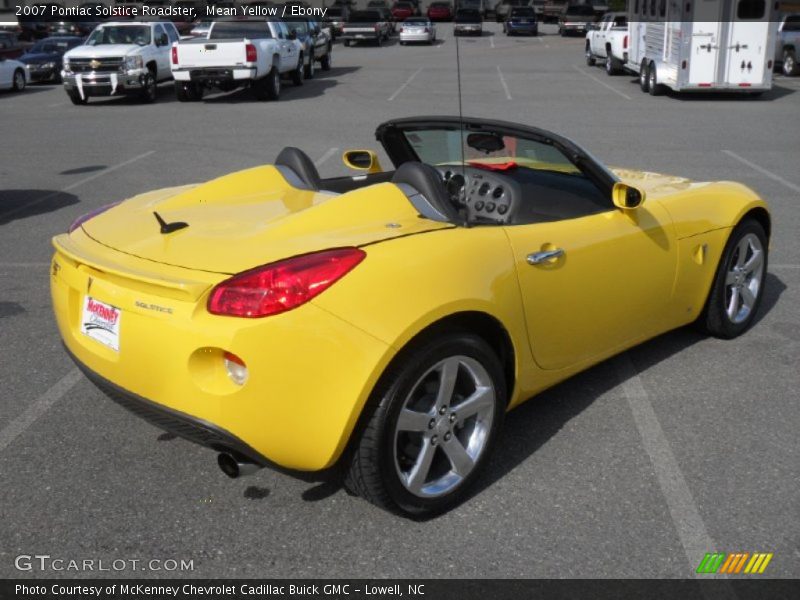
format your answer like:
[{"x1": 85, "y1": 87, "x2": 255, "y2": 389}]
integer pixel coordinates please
[
  {"x1": 14, "y1": 554, "x2": 194, "y2": 573},
  {"x1": 696, "y1": 552, "x2": 773, "y2": 574}
]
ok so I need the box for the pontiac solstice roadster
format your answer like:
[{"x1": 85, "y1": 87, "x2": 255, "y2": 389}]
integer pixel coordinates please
[{"x1": 51, "y1": 117, "x2": 770, "y2": 516}]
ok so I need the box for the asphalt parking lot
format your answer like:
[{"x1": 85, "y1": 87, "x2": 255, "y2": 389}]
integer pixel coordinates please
[{"x1": 1, "y1": 21, "x2": 799, "y2": 579}]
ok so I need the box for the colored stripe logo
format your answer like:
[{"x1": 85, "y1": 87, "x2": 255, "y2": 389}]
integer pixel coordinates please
[{"x1": 696, "y1": 552, "x2": 773, "y2": 574}]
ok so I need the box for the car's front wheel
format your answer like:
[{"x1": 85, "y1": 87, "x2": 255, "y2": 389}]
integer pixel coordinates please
[
  {"x1": 12, "y1": 68, "x2": 25, "y2": 92},
  {"x1": 304, "y1": 51, "x2": 315, "y2": 79},
  {"x1": 698, "y1": 219, "x2": 768, "y2": 338},
  {"x1": 344, "y1": 333, "x2": 505, "y2": 516},
  {"x1": 321, "y1": 48, "x2": 332, "y2": 70},
  {"x1": 292, "y1": 55, "x2": 304, "y2": 85},
  {"x1": 783, "y1": 49, "x2": 799, "y2": 76},
  {"x1": 585, "y1": 43, "x2": 596, "y2": 66},
  {"x1": 67, "y1": 89, "x2": 87, "y2": 105}
]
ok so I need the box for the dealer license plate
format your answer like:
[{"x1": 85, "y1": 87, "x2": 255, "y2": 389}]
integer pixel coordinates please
[{"x1": 81, "y1": 296, "x2": 121, "y2": 352}]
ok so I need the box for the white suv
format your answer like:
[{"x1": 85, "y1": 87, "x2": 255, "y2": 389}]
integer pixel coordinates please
[{"x1": 62, "y1": 21, "x2": 179, "y2": 105}]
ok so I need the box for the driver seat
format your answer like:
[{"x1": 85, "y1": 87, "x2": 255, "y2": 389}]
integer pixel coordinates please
[
  {"x1": 392, "y1": 162, "x2": 462, "y2": 224},
  {"x1": 275, "y1": 147, "x2": 322, "y2": 192}
]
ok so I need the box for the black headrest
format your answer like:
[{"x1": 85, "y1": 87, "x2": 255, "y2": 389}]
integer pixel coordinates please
[
  {"x1": 391, "y1": 162, "x2": 461, "y2": 224},
  {"x1": 275, "y1": 147, "x2": 322, "y2": 192}
]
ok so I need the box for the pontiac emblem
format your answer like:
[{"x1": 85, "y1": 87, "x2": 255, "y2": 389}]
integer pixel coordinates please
[{"x1": 90, "y1": 59, "x2": 101, "y2": 70}]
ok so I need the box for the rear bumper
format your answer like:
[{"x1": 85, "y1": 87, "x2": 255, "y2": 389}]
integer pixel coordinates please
[
  {"x1": 172, "y1": 67, "x2": 256, "y2": 82},
  {"x1": 340, "y1": 31, "x2": 380, "y2": 41},
  {"x1": 50, "y1": 231, "x2": 393, "y2": 472},
  {"x1": 506, "y1": 23, "x2": 538, "y2": 33},
  {"x1": 400, "y1": 32, "x2": 433, "y2": 42},
  {"x1": 454, "y1": 25, "x2": 482, "y2": 35}
]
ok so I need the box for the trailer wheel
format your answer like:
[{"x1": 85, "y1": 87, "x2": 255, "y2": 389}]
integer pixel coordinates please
[
  {"x1": 783, "y1": 49, "x2": 799, "y2": 76},
  {"x1": 648, "y1": 61, "x2": 664, "y2": 96},
  {"x1": 639, "y1": 60, "x2": 650, "y2": 93}
]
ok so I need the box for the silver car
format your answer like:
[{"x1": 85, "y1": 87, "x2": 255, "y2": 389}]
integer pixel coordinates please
[{"x1": 399, "y1": 17, "x2": 436, "y2": 44}]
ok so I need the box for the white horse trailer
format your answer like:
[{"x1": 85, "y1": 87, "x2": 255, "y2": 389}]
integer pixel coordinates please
[{"x1": 625, "y1": 0, "x2": 779, "y2": 95}]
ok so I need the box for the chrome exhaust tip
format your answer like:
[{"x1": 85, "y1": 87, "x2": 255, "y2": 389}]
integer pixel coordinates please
[{"x1": 217, "y1": 453, "x2": 261, "y2": 479}]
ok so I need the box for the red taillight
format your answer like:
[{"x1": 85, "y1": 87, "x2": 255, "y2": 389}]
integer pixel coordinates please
[
  {"x1": 208, "y1": 247, "x2": 366, "y2": 318},
  {"x1": 245, "y1": 43, "x2": 257, "y2": 62},
  {"x1": 171, "y1": 45, "x2": 178, "y2": 65},
  {"x1": 68, "y1": 202, "x2": 121, "y2": 234},
  {"x1": 623, "y1": 35, "x2": 628, "y2": 49}
]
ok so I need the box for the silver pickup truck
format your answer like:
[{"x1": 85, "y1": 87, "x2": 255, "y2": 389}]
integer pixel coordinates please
[{"x1": 775, "y1": 14, "x2": 800, "y2": 76}]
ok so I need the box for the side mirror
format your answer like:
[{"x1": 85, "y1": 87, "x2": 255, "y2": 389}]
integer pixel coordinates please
[
  {"x1": 287, "y1": 29, "x2": 297, "y2": 40},
  {"x1": 314, "y1": 27, "x2": 321, "y2": 36},
  {"x1": 612, "y1": 182, "x2": 645, "y2": 210},
  {"x1": 343, "y1": 150, "x2": 383, "y2": 173},
  {"x1": 159, "y1": 33, "x2": 169, "y2": 46}
]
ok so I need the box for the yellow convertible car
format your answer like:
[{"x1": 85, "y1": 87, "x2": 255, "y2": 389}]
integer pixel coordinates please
[{"x1": 50, "y1": 117, "x2": 770, "y2": 516}]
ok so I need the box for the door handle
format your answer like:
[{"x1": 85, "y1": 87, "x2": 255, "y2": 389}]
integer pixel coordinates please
[{"x1": 527, "y1": 248, "x2": 565, "y2": 265}]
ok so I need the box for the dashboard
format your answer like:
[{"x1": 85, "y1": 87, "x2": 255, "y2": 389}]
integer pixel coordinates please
[{"x1": 437, "y1": 166, "x2": 518, "y2": 224}]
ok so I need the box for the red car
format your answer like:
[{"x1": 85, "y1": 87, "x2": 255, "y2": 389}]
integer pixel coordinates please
[
  {"x1": 391, "y1": 1, "x2": 415, "y2": 20},
  {"x1": 427, "y1": 1, "x2": 453, "y2": 21}
]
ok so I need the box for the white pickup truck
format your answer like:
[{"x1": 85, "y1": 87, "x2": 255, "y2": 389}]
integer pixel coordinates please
[
  {"x1": 62, "y1": 21, "x2": 179, "y2": 105},
  {"x1": 170, "y1": 20, "x2": 304, "y2": 101},
  {"x1": 584, "y1": 12, "x2": 627, "y2": 76}
]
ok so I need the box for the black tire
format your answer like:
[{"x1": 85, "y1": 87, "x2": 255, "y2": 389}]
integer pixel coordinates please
[
  {"x1": 585, "y1": 43, "x2": 596, "y2": 66},
  {"x1": 376, "y1": 34, "x2": 382, "y2": 47},
  {"x1": 344, "y1": 39, "x2": 351, "y2": 47},
  {"x1": 12, "y1": 68, "x2": 25, "y2": 92},
  {"x1": 252, "y1": 67, "x2": 280, "y2": 100},
  {"x1": 291, "y1": 55, "x2": 304, "y2": 85},
  {"x1": 67, "y1": 89, "x2": 87, "y2": 105},
  {"x1": 400, "y1": 40, "x2": 406, "y2": 45},
  {"x1": 175, "y1": 81, "x2": 202, "y2": 102},
  {"x1": 321, "y1": 48, "x2": 332, "y2": 71},
  {"x1": 139, "y1": 71, "x2": 157, "y2": 103},
  {"x1": 606, "y1": 54, "x2": 621, "y2": 75},
  {"x1": 783, "y1": 49, "x2": 799, "y2": 76},
  {"x1": 648, "y1": 61, "x2": 663, "y2": 96},
  {"x1": 639, "y1": 60, "x2": 650, "y2": 93},
  {"x1": 697, "y1": 219, "x2": 768, "y2": 339},
  {"x1": 343, "y1": 333, "x2": 506, "y2": 517},
  {"x1": 304, "y1": 51, "x2": 315, "y2": 79}
]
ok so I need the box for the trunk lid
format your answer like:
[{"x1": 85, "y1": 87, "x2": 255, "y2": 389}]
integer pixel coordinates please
[{"x1": 81, "y1": 165, "x2": 451, "y2": 275}]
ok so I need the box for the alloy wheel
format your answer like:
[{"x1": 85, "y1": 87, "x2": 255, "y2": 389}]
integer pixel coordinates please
[
  {"x1": 723, "y1": 233, "x2": 764, "y2": 324},
  {"x1": 393, "y1": 355, "x2": 496, "y2": 498}
]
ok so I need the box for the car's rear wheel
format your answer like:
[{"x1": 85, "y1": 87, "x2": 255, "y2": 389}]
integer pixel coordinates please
[
  {"x1": 12, "y1": 68, "x2": 25, "y2": 92},
  {"x1": 344, "y1": 39, "x2": 351, "y2": 47},
  {"x1": 697, "y1": 219, "x2": 768, "y2": 339},
  {"x1": 783, "y1": 49, "x2": 799, "y2": 76},
  {"x1": 175, "y1": 81, "x2": 203, "y2": 102},
  {"x1": 344, "y1": 333, "x2": 505, "y2": 517},
  {"x1": 606, "y1": 52, "x2": 621, "y2": 75},
  {"x1": 252, "y1": 67, "x2": 280, "y2": 100}
]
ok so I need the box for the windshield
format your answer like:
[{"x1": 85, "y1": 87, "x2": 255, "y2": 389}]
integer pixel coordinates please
[
  {"x1": 510, "y1": 8, "x2": 535, "y2": 17},
  {"x1": 455, "y1": 9, "x2": 481, "y2": 21},
  {"x1": 350, "y1": 11, "x2": 381, "y2": 21},
  {"x1": 30, "y1": 39, "x2": 79, "y2": 53},
  {"x1": 565, "y1": 5, "x2": 595, "y2": 16},
  {"x1": 209, "y1": 22, "x2": 272, "y2": 38},
  {"x1": 400, "y1": 126, "x2": 582, "y2": 177},
  {"x1": 87, "y1": 26, "x2": 151, "y2": 46}
]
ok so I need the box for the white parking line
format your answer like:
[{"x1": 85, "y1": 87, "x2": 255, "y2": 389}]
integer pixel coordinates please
[
  {"x1": 388, "y1": 67, "x2": 424, "y2": 101},
  {"x1": 0, "y1": 150, "x2": 156, "y2": 222},
  {"x1": 497, "y1": 66, "x2": 512, "y2": 100},
  {"x1": 0, "y1": 369, "x2": 82, "y2": 454},
  {"x1": 48, "y1": 102, "x2": 66, "y2": 108},
  {"x1": 722, "y1": 150, "x2": 800, "y2": 194},
  {"x1": 573, "y1": 65, "x2": 632, "y2": 100},
  {"x1": 771, "y1": 264, "x2": 800, "y2": 270},
  {"x1": 314, "y1": 147, "x2": 339, "y2": 167},
  {"x1": 614, "y1": 356, "x2": 722, "y2": 578},
  {"x1": 490, "y1": 36, "x2": 495, "y2": 49}
]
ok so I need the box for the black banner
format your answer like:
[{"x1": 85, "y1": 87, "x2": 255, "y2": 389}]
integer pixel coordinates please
[{"x1": 1, "y1": 580, "x2": 798, "y2": 600}]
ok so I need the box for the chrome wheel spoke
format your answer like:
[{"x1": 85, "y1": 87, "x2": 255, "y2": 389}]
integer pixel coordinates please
[
  {"x1": 435, "y1": 357, "x2": 460, "y2": 410},
  {"x1": 735, "y1": 237, "x2": 751, "y2": 267},
  {"x1": 405, "y1": 441, "x2": 436, "y2": 494},
  {"x1": 725, "y1": 270, "x2": 738, "y2": 286},
  {"x1": 443, "y1": 437, "x2": 473, "y2": 477},
  {"x1": 452, "y1": 386, "x2": 494, "y2": 420},
  {"x1": 397, "y1": 408, "x2": 432, "y2": 433},
  {"x1": 740, "y1": 285, "x2": 756, "y2": 309},
  {"x1": 727, "y1": 287, "x2": 740, "y2": 319},
  {"x1": 743, "y1": 248, "x2": 763, "y2": 274}
]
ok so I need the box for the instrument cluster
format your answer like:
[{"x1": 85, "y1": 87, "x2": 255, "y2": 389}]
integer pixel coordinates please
[{"x1": 440, "y1": 167, "x2": 515, "y2": 224}]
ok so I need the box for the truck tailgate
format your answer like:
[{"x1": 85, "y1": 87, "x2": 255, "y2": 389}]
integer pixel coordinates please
[{"x1": 175, "y1": 39, "x2": 249, "y2": 68}]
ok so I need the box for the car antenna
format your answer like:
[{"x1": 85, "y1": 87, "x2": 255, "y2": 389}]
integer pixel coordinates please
[
  {"x1": 153, "y1": 211, "x2": 189, "y2": 234},
  {"x1": 455, "y1": 28, "x2": 466, "y2": 181}
]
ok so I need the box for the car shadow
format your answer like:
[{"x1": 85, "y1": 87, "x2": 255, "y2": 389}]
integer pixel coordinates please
[
  {"x1": 0, "y1": 189, "x2": 80, "y2": 225},
  {"x1": 622, "y1": 78, "x2": 796, "y2": 101},
  {"x1": 197, "y1": 76, "x2": 339, "y2": 103},
  {"x1": 0, "y1": 86, "x2": 51, "y2": 98},
  {"x1": 309, "y1": 65, "x2": 361, "y2": 80}
]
